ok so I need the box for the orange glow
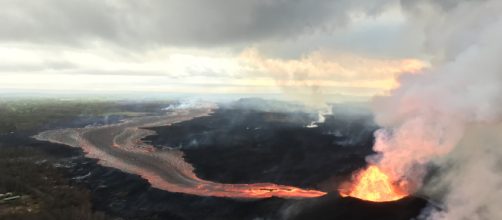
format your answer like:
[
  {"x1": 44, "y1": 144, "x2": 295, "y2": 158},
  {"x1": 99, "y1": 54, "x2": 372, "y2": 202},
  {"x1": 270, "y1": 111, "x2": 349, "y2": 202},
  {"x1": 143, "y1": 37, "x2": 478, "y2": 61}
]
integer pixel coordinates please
[
  {"x1": 340, "y1": 165, "x2": 408, "y2": 202},
  {"x1": 36, "y1": 110, "x2": 327, "y2": 200}
]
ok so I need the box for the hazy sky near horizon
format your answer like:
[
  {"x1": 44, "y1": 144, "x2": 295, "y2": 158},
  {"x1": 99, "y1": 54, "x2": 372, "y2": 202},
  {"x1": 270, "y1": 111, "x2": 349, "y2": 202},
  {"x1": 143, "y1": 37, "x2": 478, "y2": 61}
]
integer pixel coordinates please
[{"x1": 0, "y1": 0, "x2": 435, "y2": 102}]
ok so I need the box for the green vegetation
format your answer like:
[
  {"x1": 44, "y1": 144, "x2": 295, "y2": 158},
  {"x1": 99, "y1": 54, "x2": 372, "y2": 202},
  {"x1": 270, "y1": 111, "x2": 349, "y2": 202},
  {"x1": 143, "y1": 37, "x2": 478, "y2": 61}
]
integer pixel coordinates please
[
  {"x1": 0, "y1": 146, "x2": 112, "y2": 220},
  {"x1": 0, "y1": 99, "x2": 114, "y2": 133},
  {"x1": 0, "y1": 98, "x2": 174, "y2": 219},
  {"x1": 0, "y1": 98, "x2": 173, "y2": 133}
]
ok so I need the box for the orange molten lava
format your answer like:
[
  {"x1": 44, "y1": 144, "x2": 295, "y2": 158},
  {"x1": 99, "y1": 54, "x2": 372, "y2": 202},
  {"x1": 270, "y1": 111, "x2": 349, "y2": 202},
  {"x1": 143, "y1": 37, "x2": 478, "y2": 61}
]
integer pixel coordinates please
[{"x1": 340, "y1": 165, "x2": 408, "y2": 202}]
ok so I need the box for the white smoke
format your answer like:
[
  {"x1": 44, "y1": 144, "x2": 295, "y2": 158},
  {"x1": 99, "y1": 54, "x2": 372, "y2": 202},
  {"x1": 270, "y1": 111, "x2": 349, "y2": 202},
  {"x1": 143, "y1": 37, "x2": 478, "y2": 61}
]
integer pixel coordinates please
[
  {"x1": 368, "y1": 0, "x2": 502, "y2": 219},
  {"x1": 162, "y1": 98, "x2": 217, "y2": 111},
  {"x1": 306, "y1": 105, "x2": 333, "y2": 128},
  {"x1": 423, "y1": 123, "x2": 502, "y2": 220}
]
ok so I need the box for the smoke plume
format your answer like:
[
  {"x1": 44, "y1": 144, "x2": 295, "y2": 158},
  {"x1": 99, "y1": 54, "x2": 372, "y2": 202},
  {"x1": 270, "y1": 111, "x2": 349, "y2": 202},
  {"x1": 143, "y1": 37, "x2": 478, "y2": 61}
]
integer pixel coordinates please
[
  {"x1": 369, "y1": 0, "x2": 502, "y2": 219},
  {"x1": 240, "y1": 48, "x2": 426, "y2": 126}
]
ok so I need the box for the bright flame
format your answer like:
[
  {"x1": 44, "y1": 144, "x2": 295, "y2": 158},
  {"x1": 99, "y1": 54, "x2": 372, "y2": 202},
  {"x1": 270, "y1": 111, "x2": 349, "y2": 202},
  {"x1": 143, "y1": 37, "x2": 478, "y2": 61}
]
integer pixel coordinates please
[{"x1": 340, "y1": 165, "x2": 408, "y2": 202}]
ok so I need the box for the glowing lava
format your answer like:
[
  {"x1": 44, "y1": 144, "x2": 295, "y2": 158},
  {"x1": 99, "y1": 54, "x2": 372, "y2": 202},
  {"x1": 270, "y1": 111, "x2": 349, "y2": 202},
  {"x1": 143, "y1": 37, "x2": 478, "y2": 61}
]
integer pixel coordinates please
[
  {"x1": 340, "y1": 165, "x2": 408, "y2": 202},
  {"x1": 35, "y1": 109, "x2": 327, "y2": 199}
]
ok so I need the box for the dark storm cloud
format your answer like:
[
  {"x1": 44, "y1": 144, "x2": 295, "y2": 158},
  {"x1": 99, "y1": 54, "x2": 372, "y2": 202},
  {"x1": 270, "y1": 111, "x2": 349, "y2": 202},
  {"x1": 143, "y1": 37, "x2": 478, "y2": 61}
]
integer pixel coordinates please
[{"x1": 0, "y1": 0, "x2": 393, "y2": 47}]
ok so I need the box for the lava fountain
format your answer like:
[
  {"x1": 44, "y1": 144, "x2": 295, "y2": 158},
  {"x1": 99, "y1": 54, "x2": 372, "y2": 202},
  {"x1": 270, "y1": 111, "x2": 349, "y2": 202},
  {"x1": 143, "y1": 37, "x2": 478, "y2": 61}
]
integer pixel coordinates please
[{"x1": 340, "y1": 165, "x2": 408, "y2": 202}]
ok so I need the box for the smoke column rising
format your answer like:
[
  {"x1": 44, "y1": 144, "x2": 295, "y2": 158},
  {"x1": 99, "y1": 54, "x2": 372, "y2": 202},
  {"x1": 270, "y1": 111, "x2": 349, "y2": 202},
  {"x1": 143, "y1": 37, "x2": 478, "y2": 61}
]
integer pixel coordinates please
[{"x1": 368, "y1": 0, "x2": 502, "y2": 219}]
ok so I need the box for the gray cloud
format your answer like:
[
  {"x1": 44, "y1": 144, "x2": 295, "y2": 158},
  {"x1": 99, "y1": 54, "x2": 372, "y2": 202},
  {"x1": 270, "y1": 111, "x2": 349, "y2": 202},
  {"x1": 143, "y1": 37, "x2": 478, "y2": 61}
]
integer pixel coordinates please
[
  {"x1": 0, "y1": 0, "x2": 394, "y2": 48},
  {"x1": 400, "y1": 0, "x2": 483, "y2": 12},
  {"x1": 0, "y1": 60, "x2": 76, "y2": 72}
]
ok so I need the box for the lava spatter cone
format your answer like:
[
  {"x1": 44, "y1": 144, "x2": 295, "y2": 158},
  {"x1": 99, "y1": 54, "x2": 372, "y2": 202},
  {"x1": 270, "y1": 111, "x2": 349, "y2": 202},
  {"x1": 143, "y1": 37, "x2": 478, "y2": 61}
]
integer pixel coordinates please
[{"x1": 340, "y1": 165, "x2": 408, "y2": 202}]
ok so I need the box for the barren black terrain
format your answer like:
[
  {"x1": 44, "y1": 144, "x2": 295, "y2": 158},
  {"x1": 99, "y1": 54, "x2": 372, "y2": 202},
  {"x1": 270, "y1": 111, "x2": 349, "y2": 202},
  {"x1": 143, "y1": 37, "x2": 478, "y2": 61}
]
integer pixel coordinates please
[
  {"x1": 147, "y1": 107, "x2": 377, "y2": 188},
  {"x1": 0, "y1": 99, "x2": 428, "y2": 219}
]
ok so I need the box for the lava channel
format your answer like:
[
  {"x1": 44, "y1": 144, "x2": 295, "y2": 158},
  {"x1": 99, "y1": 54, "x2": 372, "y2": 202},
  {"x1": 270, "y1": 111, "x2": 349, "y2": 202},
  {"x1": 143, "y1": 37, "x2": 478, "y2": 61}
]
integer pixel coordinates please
[{"x1": 34, "y1": 108, "x2": 326, "y2": 199}]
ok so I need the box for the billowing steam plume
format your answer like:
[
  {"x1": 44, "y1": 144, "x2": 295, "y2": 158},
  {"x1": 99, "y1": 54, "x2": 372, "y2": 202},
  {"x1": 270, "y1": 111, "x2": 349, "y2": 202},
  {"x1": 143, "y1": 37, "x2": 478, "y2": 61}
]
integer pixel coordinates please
[{"x1": 368, "y1": 0, "x2": 502, "y2": 219}]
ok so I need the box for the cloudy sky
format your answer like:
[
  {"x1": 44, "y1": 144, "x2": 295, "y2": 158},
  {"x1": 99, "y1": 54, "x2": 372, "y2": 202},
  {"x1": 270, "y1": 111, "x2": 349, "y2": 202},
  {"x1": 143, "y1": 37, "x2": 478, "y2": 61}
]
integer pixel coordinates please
[{"x1": 0, "y1": 0, "x2": 434, "y2": 102}]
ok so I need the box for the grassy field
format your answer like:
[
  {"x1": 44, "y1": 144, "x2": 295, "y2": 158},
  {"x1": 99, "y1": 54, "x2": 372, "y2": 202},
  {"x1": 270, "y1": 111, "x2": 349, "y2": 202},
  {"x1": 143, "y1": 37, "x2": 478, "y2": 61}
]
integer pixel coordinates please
[
  {"x1": 0, "y1": 145, "x2": 114, "y2": 220},
  {"x1": 0, "y1": 98, "x2": 173, "y2": 133}
]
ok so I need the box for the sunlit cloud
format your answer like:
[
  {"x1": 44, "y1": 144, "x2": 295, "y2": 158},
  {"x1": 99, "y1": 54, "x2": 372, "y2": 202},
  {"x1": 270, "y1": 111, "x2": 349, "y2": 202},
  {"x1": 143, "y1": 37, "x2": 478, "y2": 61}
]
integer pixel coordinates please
[
  {"x1": 240, "y1": 48, "x2": 428, "y2": 104},
  {"x1": 0, "y1": 43, "x2": 428, "y2": 102}
]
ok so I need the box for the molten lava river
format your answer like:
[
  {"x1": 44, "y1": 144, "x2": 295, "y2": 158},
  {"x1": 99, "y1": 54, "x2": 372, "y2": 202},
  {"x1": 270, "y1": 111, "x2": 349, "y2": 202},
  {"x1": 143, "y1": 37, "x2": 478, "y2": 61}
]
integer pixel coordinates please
[
  {"x1": 35, "y1": 107, "x2": 410, "y2": 201},
  {"x1": 34, "y1": 108, "x2": 326, "y2": 199},
  {"x1": 340, "y1": 165, "x2": 408, "y2": 202}
]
